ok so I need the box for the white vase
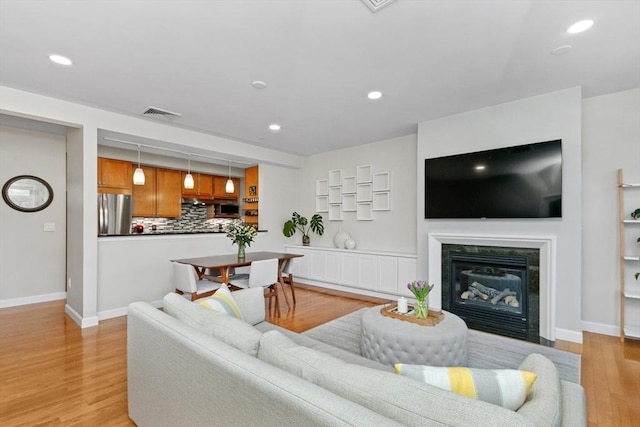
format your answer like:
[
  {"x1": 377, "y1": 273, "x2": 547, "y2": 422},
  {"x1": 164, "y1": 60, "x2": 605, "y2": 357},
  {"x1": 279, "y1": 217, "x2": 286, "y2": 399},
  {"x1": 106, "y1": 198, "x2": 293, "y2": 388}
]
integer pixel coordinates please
[
  {"x1": 344, "y1": 238, "x2": 356, "y2": 249},
  {"x1": 333, "y1": 227, "x2": 350, "y2": 248}
]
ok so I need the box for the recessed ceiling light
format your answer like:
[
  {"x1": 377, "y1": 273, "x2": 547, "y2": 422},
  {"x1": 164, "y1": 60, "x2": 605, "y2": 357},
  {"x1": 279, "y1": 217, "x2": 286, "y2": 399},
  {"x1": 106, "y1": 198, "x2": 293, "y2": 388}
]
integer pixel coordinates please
[
  {"x1": 49, "y1": 54, "x2": 72, "y2": 66},
  {"x1": 367, "y1": 91, "x2": 382, "y2": 100},
  {"x1": 269, "y1": 124, "x2": 281, "y2": 131},
  {"x1": 567, "y1": 19, "x2": 594, "y2": 34},
  {"x1": 252, "y1": 80, "x2": 267, "y2": 89},
  {"x1": 475, "y1": 165, "x2": 486, "y2": 171}
]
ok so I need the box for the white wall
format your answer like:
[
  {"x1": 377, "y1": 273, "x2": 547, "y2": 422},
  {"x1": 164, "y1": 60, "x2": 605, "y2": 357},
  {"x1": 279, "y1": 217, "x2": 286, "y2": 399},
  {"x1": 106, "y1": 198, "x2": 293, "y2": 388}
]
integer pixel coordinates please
[
  {"x1": 582, "y1": 88, "x2": 640, "y2": 335},
  {"x1": 417, "y1": 88, "x2": 583, "y2": 342},
  {"x1": 0, "y1": 125, "x2": 67, "y2": 305},
  {"x1": 298, "y1": 134, "x2": 417, "y2": 253}
]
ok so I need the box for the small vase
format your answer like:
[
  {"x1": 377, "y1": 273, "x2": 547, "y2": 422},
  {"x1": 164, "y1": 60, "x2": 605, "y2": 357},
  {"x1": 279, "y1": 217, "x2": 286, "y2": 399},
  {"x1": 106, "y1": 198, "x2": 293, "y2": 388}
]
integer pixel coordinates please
[
  {"x1": 237, "y1": 243, "x2": 246, "y2": 260},
  {"x1": 302, "y1": 234, "x2": 310, "y2": 246},
  {"x1": 333, "y1": 227, "x2": 350, "y2": 248},
  {"x1": 414, "y1": 298, "x2": 428, "y2": 319}
]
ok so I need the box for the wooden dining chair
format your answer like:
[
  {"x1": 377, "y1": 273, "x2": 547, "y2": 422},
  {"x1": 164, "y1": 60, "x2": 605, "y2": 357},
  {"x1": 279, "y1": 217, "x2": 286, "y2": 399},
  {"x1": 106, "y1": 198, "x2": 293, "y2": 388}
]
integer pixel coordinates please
[
  {"x1": 229, "y1": 258, "x2": 280, "y2": 316},
  {"x1": 172, "y1": 262, "x2": 221, "y2": 301},
  {"x1": 281, "y1": 258, "x2": 296, "y2": 305}
]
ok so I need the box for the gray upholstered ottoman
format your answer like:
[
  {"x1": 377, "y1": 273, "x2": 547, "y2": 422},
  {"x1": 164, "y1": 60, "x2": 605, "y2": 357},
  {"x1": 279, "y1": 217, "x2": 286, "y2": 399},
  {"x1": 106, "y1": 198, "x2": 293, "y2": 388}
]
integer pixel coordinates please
[{"x1": 361, "y1": 306, "x2": 468, "y2": 367}]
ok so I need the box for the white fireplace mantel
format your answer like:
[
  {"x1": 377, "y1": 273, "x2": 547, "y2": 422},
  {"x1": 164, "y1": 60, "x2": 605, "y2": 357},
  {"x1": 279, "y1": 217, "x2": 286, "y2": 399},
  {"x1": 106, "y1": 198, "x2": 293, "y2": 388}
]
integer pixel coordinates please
[{"x1": 428, "y1": 233, "x2": 557, "y2": 341}]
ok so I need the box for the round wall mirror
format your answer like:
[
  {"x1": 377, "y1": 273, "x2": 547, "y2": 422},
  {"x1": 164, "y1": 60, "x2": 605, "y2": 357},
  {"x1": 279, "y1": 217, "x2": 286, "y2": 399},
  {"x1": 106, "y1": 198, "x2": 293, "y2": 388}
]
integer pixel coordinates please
[{"x1": 2, "y1": 175, "x2": 54, "y2": 213}]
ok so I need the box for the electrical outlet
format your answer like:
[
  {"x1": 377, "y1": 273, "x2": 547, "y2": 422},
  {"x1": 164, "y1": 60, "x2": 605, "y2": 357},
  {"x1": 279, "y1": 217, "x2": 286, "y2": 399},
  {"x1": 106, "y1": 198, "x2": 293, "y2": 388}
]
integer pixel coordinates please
[{"x1": 43, "y1": 222, "x2": 56, "y2": 232}]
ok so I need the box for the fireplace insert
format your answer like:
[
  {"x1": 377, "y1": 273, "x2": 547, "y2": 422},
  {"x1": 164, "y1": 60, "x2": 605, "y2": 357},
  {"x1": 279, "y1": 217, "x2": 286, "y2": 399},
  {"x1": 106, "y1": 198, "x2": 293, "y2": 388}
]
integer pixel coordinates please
[{"x1": 445, "y1": 252, "x2": 531, "y2": 341}]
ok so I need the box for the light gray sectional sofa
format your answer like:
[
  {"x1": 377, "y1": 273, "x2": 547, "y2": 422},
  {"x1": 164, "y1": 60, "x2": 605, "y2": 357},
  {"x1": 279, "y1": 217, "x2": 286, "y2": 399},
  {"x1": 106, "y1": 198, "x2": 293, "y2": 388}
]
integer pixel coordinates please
[{"x1": 127, "y1": 288, "x2": 586, "y2": 426}]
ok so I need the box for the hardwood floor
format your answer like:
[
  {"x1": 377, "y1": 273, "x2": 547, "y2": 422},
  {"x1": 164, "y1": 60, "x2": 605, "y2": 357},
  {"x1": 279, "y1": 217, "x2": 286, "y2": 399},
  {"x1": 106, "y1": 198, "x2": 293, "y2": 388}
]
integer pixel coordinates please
[{"x1": 1, "y1": 284, "x2": 638, "y2": 426}]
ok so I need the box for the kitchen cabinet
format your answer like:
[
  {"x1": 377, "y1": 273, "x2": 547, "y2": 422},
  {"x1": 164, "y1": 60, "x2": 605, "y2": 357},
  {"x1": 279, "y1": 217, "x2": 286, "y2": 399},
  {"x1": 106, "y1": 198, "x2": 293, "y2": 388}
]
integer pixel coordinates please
[
  {"x1": 181, "y1": 173, "x2": 213, "y2": 199},
  {"x1": 244, "y1": 165, "x2": 259, "y2": 227},
  {"x1": 213, "y1": 176, "x2": 240, "y2": 199},
  {"x1": 97, "y1": 157, "x2": 132, "y2": 194},
  {"x1": 133, "y1": 167, "x2": 181, "y2": 218}
]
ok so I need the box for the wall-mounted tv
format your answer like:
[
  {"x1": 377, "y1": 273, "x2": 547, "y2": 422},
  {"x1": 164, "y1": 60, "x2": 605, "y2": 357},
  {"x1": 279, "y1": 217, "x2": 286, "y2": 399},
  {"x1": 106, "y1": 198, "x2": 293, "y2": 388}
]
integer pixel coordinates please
[{"x1": 425, "y1": 139, "x2": 562, "y2": 219}]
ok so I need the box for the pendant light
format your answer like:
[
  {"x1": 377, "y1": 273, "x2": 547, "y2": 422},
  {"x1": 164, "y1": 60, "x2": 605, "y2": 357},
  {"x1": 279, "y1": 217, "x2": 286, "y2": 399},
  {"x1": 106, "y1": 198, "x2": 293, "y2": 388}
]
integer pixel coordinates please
[
  {"x1": 133, "y1": 145, "x2": 145, "y2": 185},
  {"x1": 225, "y1": 160, "x2": 234, "y2": 193},
  {"x1": 184, "y1": 154, "x2": 195, "y2": 189}
]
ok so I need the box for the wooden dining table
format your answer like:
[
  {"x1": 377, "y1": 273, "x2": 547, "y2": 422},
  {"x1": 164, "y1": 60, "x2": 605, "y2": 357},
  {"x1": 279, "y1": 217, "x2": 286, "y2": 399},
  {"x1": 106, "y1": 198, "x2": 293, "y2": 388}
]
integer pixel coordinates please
[{"x1": 172, "y1": 251, "x2": 303, "y2": 308}]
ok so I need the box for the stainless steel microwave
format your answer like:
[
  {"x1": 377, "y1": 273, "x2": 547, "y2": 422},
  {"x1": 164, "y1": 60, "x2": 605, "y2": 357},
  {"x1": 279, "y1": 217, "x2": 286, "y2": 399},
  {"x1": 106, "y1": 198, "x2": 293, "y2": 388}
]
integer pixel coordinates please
[{"x1": 215, "y1": 202, "x2": 240, "y2": 216}]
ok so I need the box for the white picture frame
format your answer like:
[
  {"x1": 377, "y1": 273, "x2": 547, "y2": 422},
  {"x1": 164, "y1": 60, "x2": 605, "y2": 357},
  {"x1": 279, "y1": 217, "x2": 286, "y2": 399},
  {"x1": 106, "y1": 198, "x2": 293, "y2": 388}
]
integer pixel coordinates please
[
  {"x1": 372, "y1": 172, "x2": 390, "y2": 192},
  {"x1": 356, "y1": 165, "x2": 372, "y2": 183},
  {"x1": 356, "y1": 202, "x2": 373, "y2": 220},
  {"x1": 316, "y1": 196, "x2": 329, "y2": 212},
  {"x1": 372, "y1": 192, "x2": 390, "y2": 211},
  {"x1": 342, "y1": 176, "x2": 356, "y2": 194},
  {"x1": 342, "y1": 194, "x2": 356, "y2": 212},
  {"x1": 356, "y1": 183, "x2": 372, "y2": 202},
  {"x1": 316, "y1": 179, "x2": 328, "y2": 196},
  {"x1": 329, "y1": 204, "x2": 343, "y2": 221},
  {"x1": 329, "y1": 170, "x2": 342, "y2": 187},
  {"x1": 329, "y1": 187, "x2": 342, "y2": 204}
]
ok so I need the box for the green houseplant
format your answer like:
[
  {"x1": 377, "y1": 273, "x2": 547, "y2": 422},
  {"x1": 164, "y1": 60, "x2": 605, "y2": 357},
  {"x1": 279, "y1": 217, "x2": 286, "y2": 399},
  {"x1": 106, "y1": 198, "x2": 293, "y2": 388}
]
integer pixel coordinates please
[{"x1": 283, "y1": 212, "x2": 324, "y2": 246}]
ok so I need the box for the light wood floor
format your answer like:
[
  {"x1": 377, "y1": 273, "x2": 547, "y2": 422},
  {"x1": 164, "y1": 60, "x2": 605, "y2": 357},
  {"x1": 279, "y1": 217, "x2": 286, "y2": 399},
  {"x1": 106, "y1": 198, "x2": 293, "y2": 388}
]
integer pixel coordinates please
[{"x1": 1, "y1": 284, "x2": 638, "y2": 426}]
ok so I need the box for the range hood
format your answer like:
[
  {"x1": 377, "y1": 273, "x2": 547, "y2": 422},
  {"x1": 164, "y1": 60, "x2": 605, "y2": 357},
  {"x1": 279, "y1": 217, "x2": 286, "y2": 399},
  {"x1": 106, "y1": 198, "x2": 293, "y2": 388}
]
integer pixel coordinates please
[{"x1": 181, "y1": 197, "x2": 215, "y2": 205}]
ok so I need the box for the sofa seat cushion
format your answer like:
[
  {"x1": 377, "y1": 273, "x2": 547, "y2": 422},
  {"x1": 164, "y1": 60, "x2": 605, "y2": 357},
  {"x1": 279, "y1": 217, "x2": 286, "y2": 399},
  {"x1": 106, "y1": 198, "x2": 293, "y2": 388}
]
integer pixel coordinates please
[
  {"x1": 516, "y1": 353, "x2": 563, "y2": 427},
  {"x1": 257, "y1": 330, "x2": 533, "y2": 427},
  {"x1": 163, "y1": 292, "x2": 262, "y2": 356},
  {"x1": 394, "y1": 364, "x2": 537, "y2": 410}
]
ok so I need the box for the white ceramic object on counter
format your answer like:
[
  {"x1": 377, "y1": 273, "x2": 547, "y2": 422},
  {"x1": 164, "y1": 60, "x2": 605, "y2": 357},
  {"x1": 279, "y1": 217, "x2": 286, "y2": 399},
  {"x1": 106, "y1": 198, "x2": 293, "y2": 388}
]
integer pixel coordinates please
[
  {"x1": 344, "y1": 238, "x2": 356, "y2": 249},
  {"x1": 333, "y1": 227, "x2": 350, "y2": 248}
]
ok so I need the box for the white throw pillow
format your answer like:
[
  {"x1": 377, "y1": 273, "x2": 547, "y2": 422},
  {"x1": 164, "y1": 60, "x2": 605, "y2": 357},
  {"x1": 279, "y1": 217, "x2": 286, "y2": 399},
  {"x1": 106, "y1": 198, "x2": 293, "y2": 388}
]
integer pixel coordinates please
[
  {"x1": 395, "y1": 364, "x2": 537, "y2": 411},
  {"x1": 199, "y1": 284, "x2": 244, "y2": 320}
]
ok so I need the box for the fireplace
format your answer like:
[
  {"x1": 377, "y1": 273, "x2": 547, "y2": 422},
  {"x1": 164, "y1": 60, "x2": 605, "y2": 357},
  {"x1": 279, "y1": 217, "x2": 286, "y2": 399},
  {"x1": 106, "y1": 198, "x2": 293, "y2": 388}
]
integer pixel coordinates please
[
  {"x1": 444, "y1": 252, "x2": 533, "y2": 341},
  {"x1": 428, "y1": 233, "x2": 556, "y2": 343}
]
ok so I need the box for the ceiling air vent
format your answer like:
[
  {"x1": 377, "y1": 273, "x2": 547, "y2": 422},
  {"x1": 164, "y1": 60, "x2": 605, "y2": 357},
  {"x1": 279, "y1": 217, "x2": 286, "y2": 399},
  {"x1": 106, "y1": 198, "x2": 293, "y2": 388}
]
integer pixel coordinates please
[
  {"x1": 141, "y1": 106, "x2": 182, "y2": 121},
  {"x1": 360, "y1": 0, "x2": 398, "y2": 13}
]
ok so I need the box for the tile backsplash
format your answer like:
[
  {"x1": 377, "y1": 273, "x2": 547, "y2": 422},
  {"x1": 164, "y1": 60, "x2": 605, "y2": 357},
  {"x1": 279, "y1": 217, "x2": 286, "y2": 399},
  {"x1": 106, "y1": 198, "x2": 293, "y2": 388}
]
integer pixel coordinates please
[{"x1": 132, "y1": 204, "x2": 238, "y2": 233}]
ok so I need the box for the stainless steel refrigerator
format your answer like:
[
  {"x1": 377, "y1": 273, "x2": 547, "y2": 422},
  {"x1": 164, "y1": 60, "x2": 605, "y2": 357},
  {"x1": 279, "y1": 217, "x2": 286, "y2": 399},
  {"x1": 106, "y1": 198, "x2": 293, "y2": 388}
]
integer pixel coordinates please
[{"x1": 98, "y1": 193, "x2": 133, "y2": 235}]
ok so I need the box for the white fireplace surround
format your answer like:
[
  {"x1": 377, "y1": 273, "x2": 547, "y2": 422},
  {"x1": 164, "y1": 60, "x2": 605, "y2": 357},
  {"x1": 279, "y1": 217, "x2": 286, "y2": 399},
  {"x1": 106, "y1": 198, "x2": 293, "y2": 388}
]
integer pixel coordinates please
[{"x1": 428, "y1": 233, "x2": 557, "y2": 342}]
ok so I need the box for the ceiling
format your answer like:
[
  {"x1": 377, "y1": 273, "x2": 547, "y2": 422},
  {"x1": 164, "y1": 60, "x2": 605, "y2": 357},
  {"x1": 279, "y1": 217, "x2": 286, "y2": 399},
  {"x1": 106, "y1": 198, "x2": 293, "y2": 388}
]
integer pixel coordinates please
[{"x1": 1, "y1": 0, "x2": 638, "y2": 157}]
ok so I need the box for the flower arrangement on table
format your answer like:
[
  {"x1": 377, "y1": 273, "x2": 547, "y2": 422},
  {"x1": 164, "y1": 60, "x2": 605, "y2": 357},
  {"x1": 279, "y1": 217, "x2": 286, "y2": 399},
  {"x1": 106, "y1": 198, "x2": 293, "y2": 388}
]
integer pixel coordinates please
[
  {"x1": 407, "y1": 280, "x2": 434, "y2": 319},
  {"x1": 226, "y1": 223, "x2": 257, "y2": 259}
]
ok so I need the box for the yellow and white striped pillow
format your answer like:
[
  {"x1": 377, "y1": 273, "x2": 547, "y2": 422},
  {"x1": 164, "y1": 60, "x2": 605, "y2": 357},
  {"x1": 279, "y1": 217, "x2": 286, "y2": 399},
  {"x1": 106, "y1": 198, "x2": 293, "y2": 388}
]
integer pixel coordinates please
[
  {"x1": 199, "y1": 284, "x2": 244, "y2": 320},
  {"x1": 395, "y1": 364, "x2": 537, "y2": 411}
]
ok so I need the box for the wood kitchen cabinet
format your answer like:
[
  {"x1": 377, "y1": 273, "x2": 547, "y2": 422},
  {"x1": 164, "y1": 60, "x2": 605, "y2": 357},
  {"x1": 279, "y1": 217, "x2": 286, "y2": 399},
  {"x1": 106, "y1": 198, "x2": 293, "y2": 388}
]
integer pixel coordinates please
[
  {"x1": 213, "y1": 176, "x2": 240, "y2": 199},
  {"x1": 97, "y1": 157, "x2": 132, "y2": 194},
  {"x1": 243, "y1": 165, "x2": 259, "y2": 227},
  {"x1": 181, "y1": 173, "x2": 213, "y2": 199},
  {"x1": 133, "y1": 167, "x2": 181, "y2": 217}
]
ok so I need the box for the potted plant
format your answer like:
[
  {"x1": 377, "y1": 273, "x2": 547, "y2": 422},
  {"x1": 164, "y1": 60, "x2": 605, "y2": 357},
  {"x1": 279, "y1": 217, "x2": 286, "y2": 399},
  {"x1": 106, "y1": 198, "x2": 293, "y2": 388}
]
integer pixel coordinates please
[
  {"x1": 226, "y1": 222, "x2": 257, "y2": 260},
  {"x1": 283, "y1": 212, "x2": 324, "y2": 246}
]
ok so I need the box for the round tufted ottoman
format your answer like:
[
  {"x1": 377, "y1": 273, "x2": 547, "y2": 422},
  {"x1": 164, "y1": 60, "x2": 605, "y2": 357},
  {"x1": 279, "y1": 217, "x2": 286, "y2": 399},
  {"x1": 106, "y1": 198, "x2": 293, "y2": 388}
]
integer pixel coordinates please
[{"x1": 361, "y1": 306, "x2": 468, "y2": 367}]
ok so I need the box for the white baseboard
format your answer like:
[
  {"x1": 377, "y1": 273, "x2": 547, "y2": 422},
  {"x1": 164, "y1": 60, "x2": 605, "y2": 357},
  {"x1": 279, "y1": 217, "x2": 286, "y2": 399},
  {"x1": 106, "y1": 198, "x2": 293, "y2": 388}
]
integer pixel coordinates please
[
  {"x1": 0, "y1": 292, "x2": 66, "y2": 308},
  {"x1": 581, "y1": 320, "x2": 620, "y2": 337},
  {"x1": 65, "y1": 304, "x2": 99, "y2": 328},
  {"x1": 554, "y1": 328, "x2": 583, "y2": 344},
  {"x1": 97, "y1": 299, "x2": 164, "y2": 321}
]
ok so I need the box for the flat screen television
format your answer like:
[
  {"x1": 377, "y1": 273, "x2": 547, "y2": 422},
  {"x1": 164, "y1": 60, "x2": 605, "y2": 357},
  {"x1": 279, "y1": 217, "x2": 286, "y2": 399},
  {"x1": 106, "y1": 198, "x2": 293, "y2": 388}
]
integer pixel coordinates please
[{"x1": 425, "y1": 139, "x2": 562, "y2": 219}]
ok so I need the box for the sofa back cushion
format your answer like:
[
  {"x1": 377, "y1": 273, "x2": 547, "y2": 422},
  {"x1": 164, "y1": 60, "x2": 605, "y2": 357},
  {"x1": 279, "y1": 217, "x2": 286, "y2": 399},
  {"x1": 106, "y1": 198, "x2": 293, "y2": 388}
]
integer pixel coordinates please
[
  {"x1": 257, "y1": 330, "x2": 532, "y2": 427},
  {"x1": 163, "y1": 292, "x2": 262, "y2": 356}
]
